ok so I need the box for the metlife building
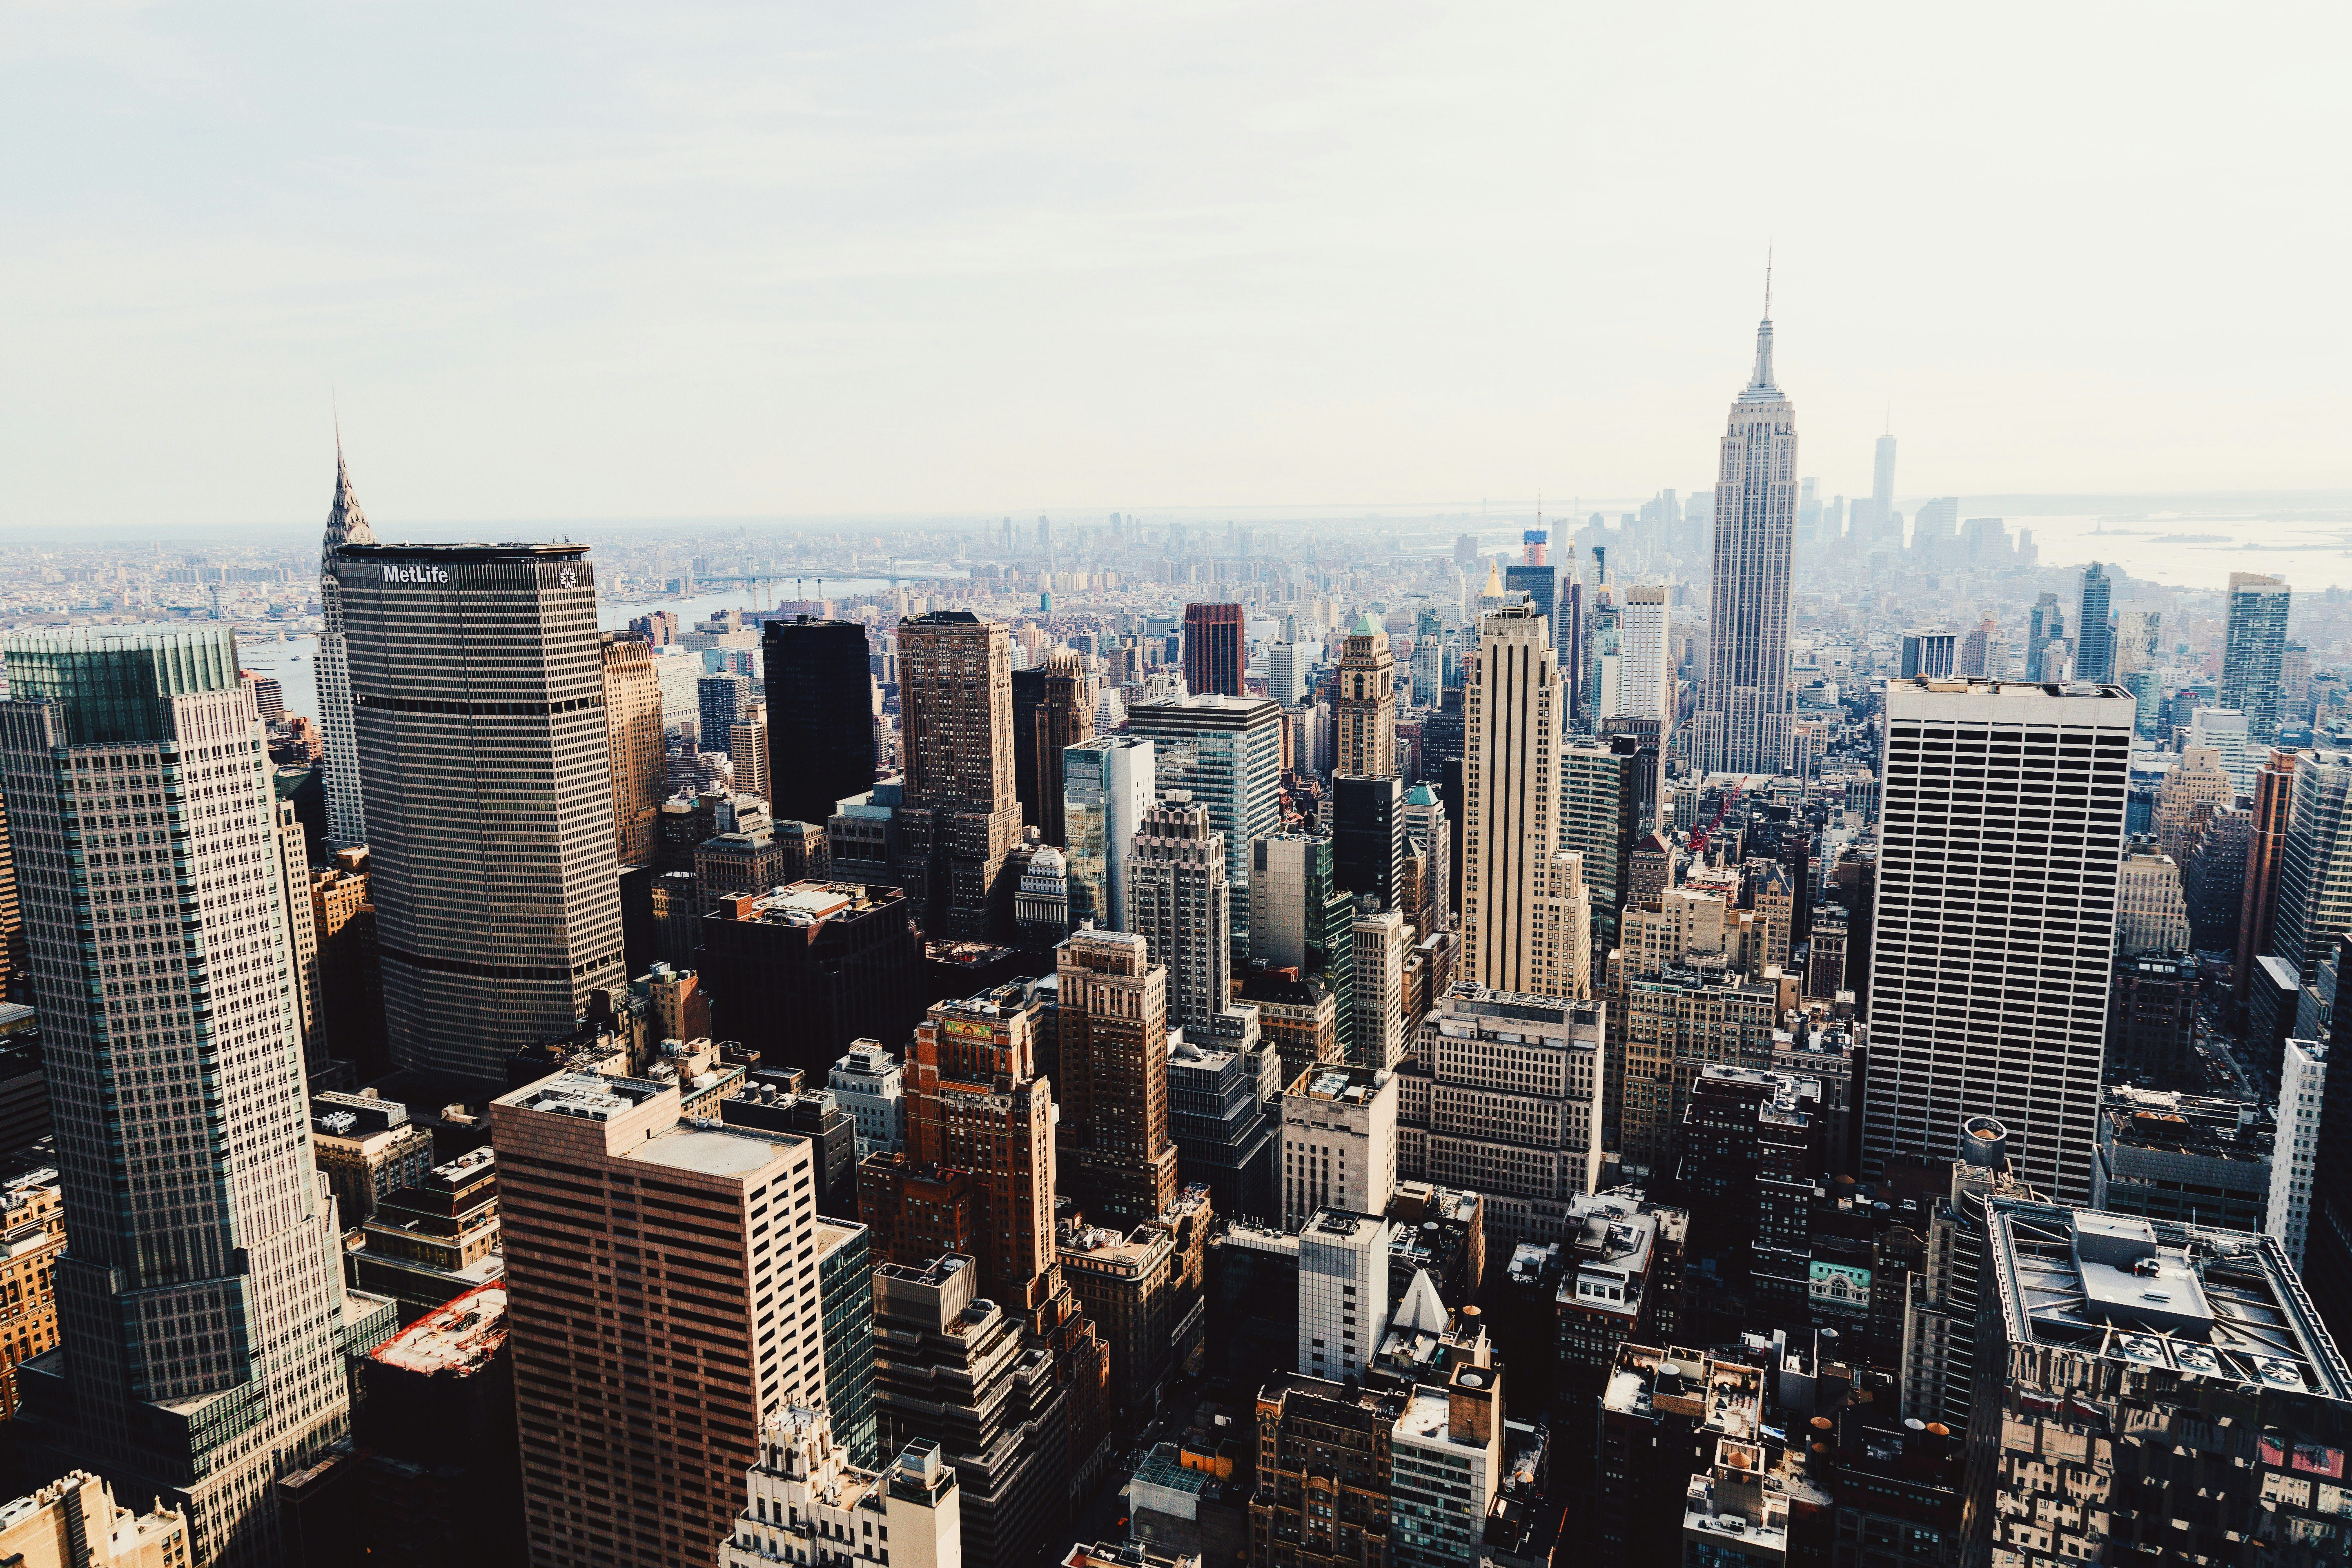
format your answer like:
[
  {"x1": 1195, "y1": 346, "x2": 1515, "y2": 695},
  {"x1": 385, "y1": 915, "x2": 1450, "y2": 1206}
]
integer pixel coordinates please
[{"x1": 334, "y1": 542, "x2": 626, "y2": 1085}]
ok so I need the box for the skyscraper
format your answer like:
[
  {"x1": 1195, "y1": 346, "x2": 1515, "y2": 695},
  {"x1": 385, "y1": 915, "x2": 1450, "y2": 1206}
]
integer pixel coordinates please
[
  {"x1": 1349, "y1": 904, "x2": 1412, "y2": 1069},
  {"x1": 491, "y1": 1072, "x2": 827, "y2": 1568},
  {"x1": 2267, "y1": 749, "x2": 2352, "y2": 985},
  {"x1": 333, "y1": 542, "x2": 626, "y2": 1085},
  {"x1": 894, "y1": 610, "x2": 1021, "y2": 942},
  {"x1": 1127, "y1": 794, "x2": 1230, "y2": 1033},
  {"x1": 1331, "y1": 773, "x2": 1404, "y2": 914},
  {"x1": 1461, "y1": 604, "x2": 1563, "y2": 993},
  {"x1": 1400, "y1": 784, "x2": 1450, "y2": 936},
  {"x1": 317, "y1": 440, "x2": 375, "y2": 848},
  {"x1": 1062, "y1": 736, "x2": 1154, "y2": 929},
  {"x1": 0, "y1": 627, "x2": 354, "y2": 1563},
  {"x1": 601, "y1": 633, "x2": 664, "y2": 868},
  {"x1": 1869, "y1": 430, "x2": 1896, "y2": 545},
  {"x1": 1181, "y1": 602, "x2": 1244, "y2": 697},
  {"x1": 1012, "y1": 653, "x2": 1094, "y2": 846},
  {"x1": 1127, "y1": 695, "x2": 1283, "y2": 957},
  {"x1": 1559, "y1": 740, "x2": 1640, "y2": 958},
  {"x1": 2074, "y1": 562, "x2": 2115, "y2": 684},
  {"x1": 1864, "y1": 678, "x2": 2134, "y2": 1203},
  {"x1": 1611, "y1": 585, "x2": 1673, "y2": 723},
  {"x1": 1693, "y1": 304, "x2": 1799, "y2": 775},
  {"x1": 1334, "y1": 614, "x2": 1396, "y2": 777},
  {"x1": 1055, "y1": 928, "x2": 1178, "y2": 1227},
  {"x1": 2220, "y1": 571, "x2": 2292, "y2": 741},
  {"x1": 762, "y1": 617, "x2": 877, "y2": 831},
  {"x1": 697, "y1": 670, "x2": 751, "y2": 753},
  {"x1": 2238, "y1": 748, "x2": 2299, "y2": 1004}
]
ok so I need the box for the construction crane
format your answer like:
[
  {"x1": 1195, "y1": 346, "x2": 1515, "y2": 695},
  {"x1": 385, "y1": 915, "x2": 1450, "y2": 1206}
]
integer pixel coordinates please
[{"x1": 1687, "y1": 782, "x2": 1743, "y2": 857}]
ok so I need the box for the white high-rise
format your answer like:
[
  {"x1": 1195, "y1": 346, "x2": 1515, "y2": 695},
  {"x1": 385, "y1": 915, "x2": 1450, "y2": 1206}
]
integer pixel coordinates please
[
  {"x1": 1063, "y1": 735, "x2": 1155, "y2": 929},
  {"x1": 1694, "y1": 306, "x2": 1799, "y2": 775},
  {"x1": 1864, "y1": 678, "x2": 2134, "y2": 1204},
  {"x1": 1349, "y1": 904, "x2": 1412, "y2": 1069},
  {"x1": 316, "y1": 440, "x2": 374, "y2": 847},
  {"x1": 1610, "y1": 585, "x2": 1674, "y2": 723},
  {"x1": 2270, "y1": 1038, "x2": 2327, "y2": 1272},
  {"x1": 1460, "y1": 603, "x2": 1562, "y2": 993}
]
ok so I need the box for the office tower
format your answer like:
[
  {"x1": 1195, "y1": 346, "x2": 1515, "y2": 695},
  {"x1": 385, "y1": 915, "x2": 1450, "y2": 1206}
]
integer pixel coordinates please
[
  {"x1": 1331, "y1": 773, "x2": 1404, "y2": 912},
  {"x1": 1182, "y1": 602, "x2": 1244, "y2": 697},
  {"x1": 699, "y1": 882, "x2": 923, "y2": 1078},
  {"x1": 1240, "y1": 965, "x2": 1340, "y2": 1093},
  {"x1": 1263, "y1": 641, "x2": 1308, "y2": 707},
  {"x1": 2221, "y1": 571, "x2": 2292, "y2": 741},
  {"x1": 1279, "y1": 1063, "x2": 1398, "y2": 1229},
  {"x1": 813, "y1": 1221, "x2": 880, "y2": 1467},
  {"x1": 1167, "y1": 1029, "x2": 1277, "y2": 1219},
  {"x1": 698, "y1": 670, "x2": 751, "y2": 753},
  {"x1": 1013, "y1": 845, "x2": 1070, "y2": 956},
  {"x1": 1527, "y1": 851, "x2": 1592, "y2": 1002},
  {"x1": 1560, "y1": 739, "x2": 1640, "y2": 958},
  {"x1": 1012, "y1": 653, "x2": 1094, "y2": 845},
  {"x1": 1460, "y1": 603, "x2": 1563, "y2": 992},
  {"x1": 1899, "y1": 630, "x2": 1959, "y2": 680},
  {"x1": 2239, "y1": 749, "x2": 2299, "y2": 1002},
  {"x1": 601, "y1": 633, "x2": 664, "y2": 867},
  {"x1": 1335, "y1": 614, "x2": 1397, "y2": 776},
  {"x1": 2154, "y1": 746, "x2": 2234, "y2": 867},
  {"x1": 895, "y1": 611, "x2": 1022, "y2": 942},
  {"x1": 333, "y1": 542, "x2": 625, "y2": 1085},
  {"x1": 0, "y1": 627, "x2": 354, "y2": 1563},
  {"x1": 1249, "y1": 832, "x2": 1332, "y2": 971},
  {"x1": 1890, "y1": 1121, "x2": 2034, "y2": 1434},
  {"x1": 1291, "y1": 1207, "x2": 1396, "y2": 1380},
  {"x1": 310, "y1": 1091, "x2": 434, "y2": 1224},
  {"x1": 2114, "y1": 839, "x2": 2192, "y2": 954},
  {"x1": 1969, "y1": 1201, "x2": 2352, "y2": 1563},
  {"x1": 0, "y1": 1165, "x2": 63, "y2": 1423},
  {"x1": 0, "y1": 1473, "x2": 187, "y2": 1568},
  {"x1": 1397, "y1": 983, "x2": 1603, "y2": 1246},
  {"x1": 2025, "y1": 592, "x2": 2068, "y2": 681},
  {"x1": 1865, "y1": 679, "x2": 2133, "y2": 1203},
  {"x1": 492, "y1": 1071, "x2": 826, "y2": 1568},
  {"x1": 2075, "y1": 561, "x2": 2115, "y2": 683},
  {"x1": 1127, "y1": 794, "x2": 1230, "y2": 1033},
  {"x1": 1410, "y1": 609, "x2": 1445, "y2": 708},
  {"x1": 718, "y1": 1409, "x2": 959, "y2": 1568},
  {"x1": 1127, "y1": 695, "x2": 1283, "y2": 955},
  {"x1": 347, "y1": 1279, "x2": 521, "y2": 1568},
  {"x1": 1349, "y1": 905, "x2": 1412, "y2": 1070},
  {"x1": 1055, "y1": 928, "x2": 1178, "y2": 1227},
  {"x1": 1610, "y1": 584, "x2": 1673, "y2": 722},
  {"x1": 871, "y1": 1255, "x2": 1069, "y2": 1568},
  {"x1": 318, "y1": 439, "x2": 376, "y2": 848},
  {"x1": 1250, "y1": 1374, "x2": 1399, "y2": 1561},
  {"x1": 723, "y1": 704, "x2": 771, "y2": 804},
  {"x1": 828, "y1": 1040, "x2": 906, "y2": 1160},
  {"x1": 2091, "y1": 1081, "x2": 2271, "y2": 1232},
  {"x1": 1693, "y1": 307, "x2": 1800, "y2": 775},
  {"x1": 762, "y1": 617, "x2": 877, "y2": 831},
  {"x1": 1870, "y1": 430, "x2": 1897, "y2": 540},
  {"x1": 1958, "y1": 617, "x2": 1996, "y2": 678},
  {"x1": 1400, "y1": 785, "x2": 1450, "y2": 937},
  {"x1": 2270, "y1": 749, "x2": 2352, "y2": 986},
  {"x1": 1062, "y1": 736, "x2": 1154, "y2": 930},
  {"x1": 2272, "y1": 1038, "x2": 2326, "y2": 1271}
]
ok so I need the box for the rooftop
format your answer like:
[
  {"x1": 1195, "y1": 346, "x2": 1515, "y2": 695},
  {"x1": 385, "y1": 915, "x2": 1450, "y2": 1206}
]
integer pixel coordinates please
[
  {"x1": 372, "y1": 1283, "x2": 507, "y2": 1376},
  {"x1": 1987, "y1": 1203, "x2": 2352, "y2": 1397},
  {"x1": 627, "y1": 1124, "x2": 794, "y2": 1178},
  {"x1": 1287, "y1": 1063, "x2": 1390, "y2": 1105}
]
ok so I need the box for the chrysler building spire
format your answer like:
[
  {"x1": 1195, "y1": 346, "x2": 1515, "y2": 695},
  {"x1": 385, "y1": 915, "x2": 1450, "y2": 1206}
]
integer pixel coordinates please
[
  {"x1": 319, "y1": 435, "x2": 372, "y2": 846},
  {"x1": 325, "y1": 430, "x2": 376, "y2": 552}
]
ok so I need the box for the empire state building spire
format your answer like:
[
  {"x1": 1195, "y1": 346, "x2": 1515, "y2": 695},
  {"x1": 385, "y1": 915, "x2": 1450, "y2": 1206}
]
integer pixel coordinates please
[{"x1": 1694, "y1": 287, "x2": 1801, "y2": 776}]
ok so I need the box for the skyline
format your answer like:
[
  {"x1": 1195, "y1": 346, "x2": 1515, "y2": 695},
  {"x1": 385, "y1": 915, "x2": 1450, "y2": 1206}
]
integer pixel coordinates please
[{"x1": 8, "y1": 6, "x2": 2348, "y2": 531}]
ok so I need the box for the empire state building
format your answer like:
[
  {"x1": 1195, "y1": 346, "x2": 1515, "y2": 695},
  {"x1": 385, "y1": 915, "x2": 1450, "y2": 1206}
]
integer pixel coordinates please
[{"x1": 1694, "y1": 305, "x2": 1800, "y2": 776}]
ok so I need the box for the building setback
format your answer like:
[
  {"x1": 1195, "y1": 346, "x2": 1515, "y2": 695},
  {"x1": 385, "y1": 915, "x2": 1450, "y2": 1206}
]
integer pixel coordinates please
[
  {"x1": 334, "y1": 543, "x2": 626, "y2": 1085},
  {"x1": 491, "y1": 1072, "x2": 827, "y2": 1568}
]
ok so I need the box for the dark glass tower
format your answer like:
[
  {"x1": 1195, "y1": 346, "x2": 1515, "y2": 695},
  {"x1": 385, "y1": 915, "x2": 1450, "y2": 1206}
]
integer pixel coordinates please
[
  {"x1": 762, "y1": 617, "x2": 876, "y2": 830},
  {"x1": 333, "y1": 543, "x2": 626, "y2": 1086},
  {"x1": 1182, "y1": 602, "x2": 1245, "y2": 697}
]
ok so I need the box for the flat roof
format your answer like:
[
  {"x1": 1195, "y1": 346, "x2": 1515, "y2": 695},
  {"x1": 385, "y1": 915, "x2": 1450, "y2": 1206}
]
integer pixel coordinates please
[{"x1": 627, "y1": 1127, "x2": 785, "y2": 1178}]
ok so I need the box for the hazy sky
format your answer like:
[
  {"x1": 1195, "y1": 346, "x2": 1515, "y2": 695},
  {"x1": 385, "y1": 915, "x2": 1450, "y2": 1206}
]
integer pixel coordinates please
[{"x1": 7, "y1": 3, "x2": 2347, "y2": 530}]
